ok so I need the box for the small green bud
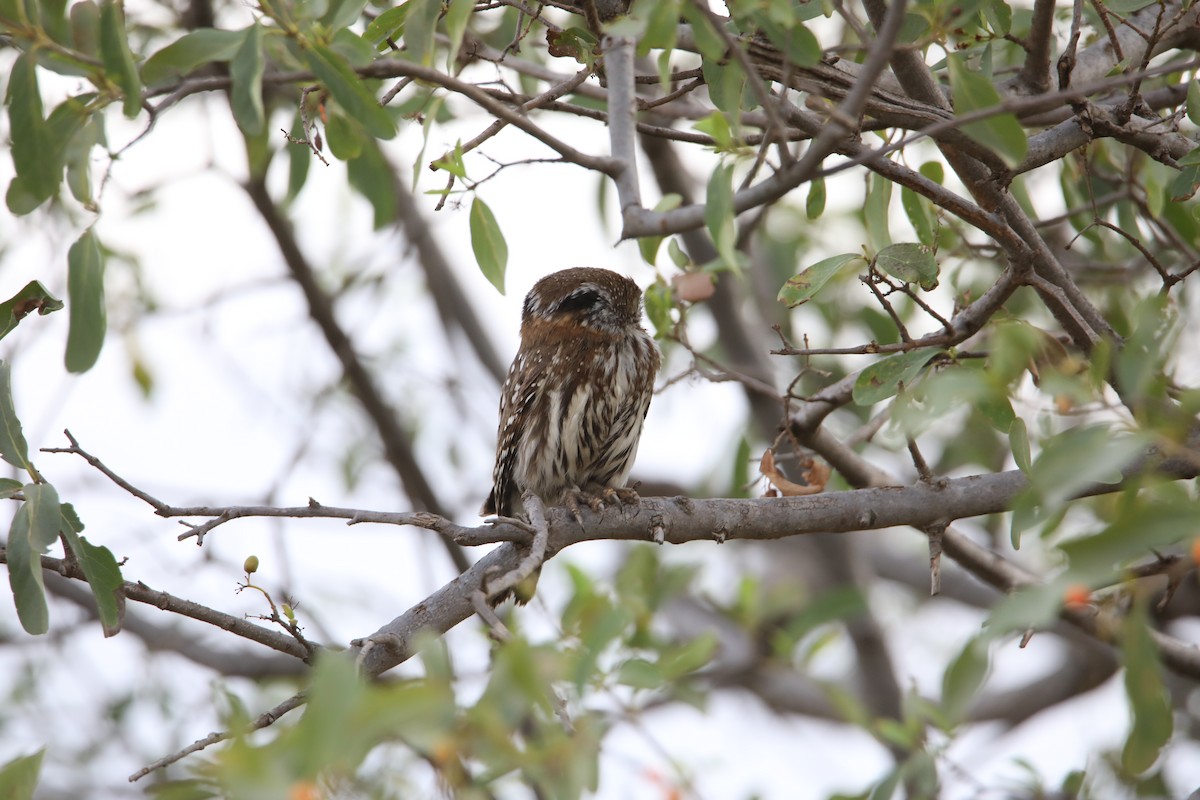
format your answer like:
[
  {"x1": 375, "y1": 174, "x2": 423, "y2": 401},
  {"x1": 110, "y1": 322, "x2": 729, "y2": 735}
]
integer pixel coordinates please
[{"x1": 243, "y1": 555, "x2": 260, "y2": 574}]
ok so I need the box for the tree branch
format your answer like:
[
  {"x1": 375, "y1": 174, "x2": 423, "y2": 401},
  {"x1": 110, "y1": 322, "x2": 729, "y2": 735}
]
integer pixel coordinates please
[
  {"x1": 1015, "y1": 0, "x2": 1059, "y2": 94},
  {"x1": 43, "y1": 570, "x2": 305, "y2": 678},
  {"x1": 2, "y1": 550, "x2": 308, "y2": 659},
  {"x1": 351, "y1": 453, "x2": 1200, "y2": 678}
]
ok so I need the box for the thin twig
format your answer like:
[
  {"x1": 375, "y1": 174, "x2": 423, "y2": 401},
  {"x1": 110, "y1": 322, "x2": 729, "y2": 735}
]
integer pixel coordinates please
[
  {"x1": 128, "y1": 693, "x2": 307, "y2": 782},
  {"x1": 431, "y1": 65, "x2": 593, "y2": 168},
  {"x1": 41, "y1": 431, "x2": 530, "y2": 546},
  {"x1": 1, "y1": 549, "x2": 309, "y2": 658}
]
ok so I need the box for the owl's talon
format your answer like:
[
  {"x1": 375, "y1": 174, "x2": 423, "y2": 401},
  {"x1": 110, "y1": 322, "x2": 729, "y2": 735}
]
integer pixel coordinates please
[
  {"x1": 564, "y1": 487, "x2": 613, "y2": 524},
  {"x1": 485, "y1": 514, "x2": 535, "y2": 534},
  {"x1": 563, "y1": 492, "x2": 584, "y2": 525},
  {"x1": 607, "y1": 486, "x2": 641, "y2": 507}
]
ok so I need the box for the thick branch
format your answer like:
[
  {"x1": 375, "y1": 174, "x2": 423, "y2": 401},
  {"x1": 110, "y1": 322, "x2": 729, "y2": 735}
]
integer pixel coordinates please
[
  {"x1": 1015, "y1": 0, "x2": 1059, "y2": 94},
  {"x1": 353, "y1": 456, "x2": 1200, "y2": 678},
  {"x1": 603, "y1": 34, "x2": 643, "y2": 216}
]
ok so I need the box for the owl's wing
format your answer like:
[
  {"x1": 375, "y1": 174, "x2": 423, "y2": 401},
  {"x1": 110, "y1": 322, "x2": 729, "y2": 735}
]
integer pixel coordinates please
[{"x1": 481, "y1": 348, "x2": 547, "y2": 517}]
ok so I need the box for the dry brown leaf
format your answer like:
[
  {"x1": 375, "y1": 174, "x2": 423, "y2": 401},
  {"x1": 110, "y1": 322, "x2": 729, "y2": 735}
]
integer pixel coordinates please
[
  {"x1": 759, "y1": 450, "x2": 829, "y2": 496},
  {"x1": 672, "y1": 271, "x2": 716, "y2": 303}
]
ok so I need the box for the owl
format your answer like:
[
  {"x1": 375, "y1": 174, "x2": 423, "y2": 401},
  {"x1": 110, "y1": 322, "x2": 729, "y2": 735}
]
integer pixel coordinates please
[{"x1": 482, "y1": 267, "x2": 660, "y2": 525}]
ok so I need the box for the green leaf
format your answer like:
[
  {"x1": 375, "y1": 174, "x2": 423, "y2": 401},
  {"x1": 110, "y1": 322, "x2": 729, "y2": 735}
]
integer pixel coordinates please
[
  {"x1": 0, "y1": 362, "x2": 32, "y2": 473},
  {"x1": 6, "y1": 52, "x2": 60, "y2": 210},
  {"x1": 6, "y1": 178, "x2": 42, "y2": 216},
  {"x1": 636, "y1": 236, "x2": 660, "y2": 266},
  {"x1": 864, "y1": 172, "x2": 892, "y2": 252},
  {"x1": 363, "y1": 3, "x2": 410, "y2": 47},
  {"x1": 320, "y1": 0, "x2": 369, "y2": 29},
  {"x1": 1105, "y1": 0, "x2": 1155, "y2": 10},
  {"x1": 682, "y1": 1, "x2": 724, "y2": 61},
  {"x1": 806, "y1": 176, "x2": 826, "y2": 220},
  {"x1": 303, "y1": 43, "x2": 396, "y2": 140},
  {"x1": 574, "y1": 604, "x2": 632, "y2": 690},
  {"x1": 141, "y1": 28, "x2": 246, "y2": 85},
  {"x1": 60, "y1": 506, "x2": 124, "y2": 637},
  {"x1": 0, "y1": 478, "x2": 23, "y2": 498},
  {"x1": 778, "y1": 253, "x2": 862, "y2": 307},
  {"x1": 64, "y1": 104, "x2": 101, "y2": 207},
  {"x1": 0, "y1": 749, "x2": 44, "y2": 800},
  {"x1": 779, "y1": 586, "x2": 868, "y2": 647},
  {"x1": 941, "y1": 636, "x2": 989, "y2": 724},
  {"x1": 986, "y1": 579, "x2": 1069, "y2": 635},
  {"x1": 901, "y1": 186, "x2": 935, "y2": 246},
  {"x1": 0, "y1": 281, "x2": 64, "y2": 340},
  {"x1": 7, "y1": 483, "x2": 61, "y2": 635},
  {"x1": 867, "y1": 767, "x2": 901, "y2": 800},
  {"x1": 545, "y1": 26, "x2": 599, "y2": 67},
  {"x1": 0, "y1": 0, "x2": 29, "y2": 24},
  {"x1": 853, "y1": 348, "x2": 941, "y2": 406},
  {"x1": 701, "y1": 54, "x2": 747, "y2": 115},
  {"x1": 1167, "y1": 164, "x2": 1200, "y2": 202},
  {"x1": 1120, "y1": 606, "x2": 1172, "y2": 774},
  {"x1": 643, "y1": 281, "x2": 672, "y2": 338},
  {"x1": 667, "y1": 238, "x2": 690, "y2": 268},
  {"x1": 660, "y1": 633, "x2": 717, "y2": 679},
  {"x1": 976, "y1": 392, "x2": 1015, "y2": 431},
  {"x1": 470, "y1": 197, "x2": 507, "y2": 294},
  {"x1": 1008, "y1": 416, "x2": 1030, "y2": 473},
  {"x1": 984, "y1": 0, "x2": 1012, "y2": 34},
  {"x1": 1061, "y1": 501, "x2": 1200, "y2": 585},
  {"x1": 325, "y1": 111, "x2": 364, "y2": 160},
  {"x1": 1026, "y1": 425, "x2": 1147, "y2": 511},
  {"x1": 430, "y1": 139, "x2": 466, "y2": 178},
  {"x1": 346, "y1": 138, "x2": 396, "y2": 228},
  {"x1": 874, "y1": 243, "x2": 939, "y2": 290},
  {"x1": 401, "y1": 0, "x2": 439, "y2": 66},
  {"x1": 705, "y1": 161, "x2": 738, "y2": 269},
  {"x1": 10, "y1": 93, "x2": 92, "y2": 213},
  {"x1": 99, "y1": 0, "x2": 143, "y2": 118},
  {"x1": 230, "y1": 23, "x2": 265, "y2": 136},
  {"x1": 693, "y1": 111, "x2": 733, "y2": 151},
  {"x1": 444, "y1": 0, "x2": 473, "y2": 70},
  {"x1": 66, "y1": 230, "x2": 107, "y2": 373},
  {"x1": 631, "y1": 0, "x2": 679, "y2": 55},
  {"x1": 616, "y1": 657, "x2": 664, "y2": 690},
  {"x1": 947, "y1": 54, "x2": 1027, "y2": 167},
  {"x1": 286, "y1": 113, "x2": 311, "y2": 202},
  {"x1": 637, "y1": 194, "x2": 681, "y2": 265},
  {"x1": 68, "y1": 1, "x2": 101, "y2": 59},
  {"x1": 751, "y1": 12, "x2": 820, "y2": 66},
  {"x1": 1178, "y1": 146, "x2": 1200, "y2": 166}
]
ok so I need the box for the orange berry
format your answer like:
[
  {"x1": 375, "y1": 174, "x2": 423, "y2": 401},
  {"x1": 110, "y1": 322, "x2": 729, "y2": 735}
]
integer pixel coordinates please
[
  {"x1": 1063, "y1": 584, "x2": 1091, "y2": 609},
  {"x1": 289, "y1": 781, "x2": 320, "y2": 800},
  {"x1": 1191, "y1": 538, "x2": 1200, "y2": 566},
  {"x1": 430, "y1": 738, "x2": 457, "y2": 766}
]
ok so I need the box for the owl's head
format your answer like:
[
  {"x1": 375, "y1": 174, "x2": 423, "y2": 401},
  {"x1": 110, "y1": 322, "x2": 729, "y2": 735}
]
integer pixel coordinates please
[{"x1": 521, "y1": 268, "x2": 646, "y2": 336}]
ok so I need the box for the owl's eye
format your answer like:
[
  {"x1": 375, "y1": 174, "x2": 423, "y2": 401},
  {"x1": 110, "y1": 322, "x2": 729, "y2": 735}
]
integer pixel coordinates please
[{"x1": 554, "y1": 288, "x2": 602, "y2": 314}]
